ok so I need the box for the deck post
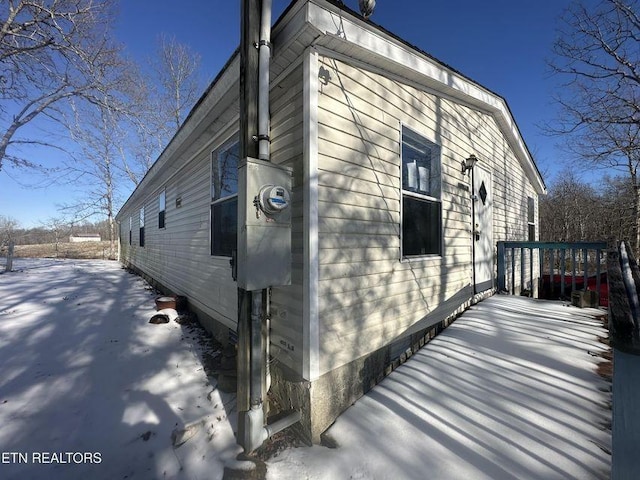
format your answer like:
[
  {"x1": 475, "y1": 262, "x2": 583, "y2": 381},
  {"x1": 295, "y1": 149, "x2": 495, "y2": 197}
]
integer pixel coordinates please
[
  {"x1": 560, "y1": 248, "x2": 566, "y2": 298},
  {"x1": 572, "y1": 249, "x2": 577, "y2": 293},
  {"x1": 596, "y1": 248, "x2": 602, "y2": 296},
  {"x1": 538, "y1": 247, "x2": 544, "y2": 296},
  {"x1": 497, "y1": 242, "x2": 506, "y2": 291},
  {"x1": 549, "y1": 249, "x2": 554, "y2": 295},
  {"x1": 520, "y1": 247, "x2": 525, "y2": 294},
  {"x1": 510, "y1": 247, "x2": 515, "y2": 294},
  {"x1": 529, "y1": 247, "x2": 534, "y2": 295}
]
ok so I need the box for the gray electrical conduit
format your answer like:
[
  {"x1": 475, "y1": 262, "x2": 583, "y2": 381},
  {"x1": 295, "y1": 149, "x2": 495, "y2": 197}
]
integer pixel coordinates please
[{"x1": 243, "y1": 0, "x2": 300, "y2": 452}]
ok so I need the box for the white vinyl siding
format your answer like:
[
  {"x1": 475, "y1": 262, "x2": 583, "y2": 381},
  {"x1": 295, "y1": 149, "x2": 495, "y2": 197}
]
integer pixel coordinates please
[
  {"x1": 315, "y1": 56, "x2": 537, "y2": 375},
  {"x1": 115, "y1": 63, "x2": 306, "y2": 350},
  {"x1": 118, "y1": 135, "x2": 239, "y2": 330},
  {"x1": 268, "y1": 64, "x2": 306, "y2": 375}
]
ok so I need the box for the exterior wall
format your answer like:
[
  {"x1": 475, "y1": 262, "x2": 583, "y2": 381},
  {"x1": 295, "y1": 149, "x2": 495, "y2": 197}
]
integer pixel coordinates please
[
  {"x1": 312, "y1": 55, "x2": 539, "y2": 387},
  {"x1": 268, "y1": 64, "x2": 307, "y2": 377},
  {"x1": 315, "y1": 57, "x2": 457, "y2": 377},
  {"x1": 118, "y1": 126, "x2": 239, "y2": 334},
  {"x1": 116, "y1": 61, "x2": 307, "y2": 364},
  {"x1": 115, "y1": 0, "x2": 545, "y2": 445}
]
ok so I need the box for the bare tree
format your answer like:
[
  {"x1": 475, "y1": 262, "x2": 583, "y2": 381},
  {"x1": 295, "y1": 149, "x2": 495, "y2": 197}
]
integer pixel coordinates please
[
  {"x1": 116, "y1": 34, "x2": 204, "y2": 187},
  {"x1": 540, "y1": 170, "x2": 600, "y2": 242},
  {"x1": 60, "y1": 100, "x2": 126, "y2": 259},
  {"x1": 153, "y1": 34, "x2": 203, "y2": 131},
  {"x1": 41, "y1": 216, "x2": 73, "y2": 254},
  {"x1": 0, "y1": 215, "x2": 19, "y2": 247},
  {"x1": 550, "y1": 0, "x2": 640, "y2": 248},
  {"x1": 0, "y1": 0, "x2": 128, "y2": 172},
  {"x1": 540, "y1": 171, "x2": 637, "y2": 248},
  {"x1": 599, "y1": 175, "x2": 637, "y2": 242}
]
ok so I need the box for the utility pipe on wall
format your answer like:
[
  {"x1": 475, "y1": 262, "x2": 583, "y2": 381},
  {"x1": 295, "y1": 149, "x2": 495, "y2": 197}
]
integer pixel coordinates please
[
  {"x1": 237, "y1": 0, "x2": 260, "y2": 449},
  {"x1": 243, "y1": 0, "x2": 273, "y2": 453},
  {"x1": 257, "y1": 0, "x2": 272, "y2": 162},
  {"x1": 240, "y1": 0, "x2": 300, "y2": 453}
]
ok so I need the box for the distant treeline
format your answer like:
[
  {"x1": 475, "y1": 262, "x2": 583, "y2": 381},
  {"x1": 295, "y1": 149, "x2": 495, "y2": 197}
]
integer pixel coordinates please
[
  {"x1": 7, "y1": 220, "x2": 113, "y2": 246},
  {"x1": 540, "y1": 173, "x2": 636, "y2": 250}
]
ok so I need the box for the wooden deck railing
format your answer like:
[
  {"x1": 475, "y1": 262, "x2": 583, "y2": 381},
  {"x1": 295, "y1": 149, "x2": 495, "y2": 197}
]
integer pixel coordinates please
[
  {"x1": 497, "y1": 241, "x2": 608, "y2": 299},
  {"x1": 607, "y1": 241, "x2": 640, "y2": 352}
]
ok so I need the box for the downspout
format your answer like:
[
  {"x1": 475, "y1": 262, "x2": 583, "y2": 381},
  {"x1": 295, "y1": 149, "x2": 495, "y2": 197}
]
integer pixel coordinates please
[{"x1": 263, "y1": 288, "x2": 271, "y2": 393}]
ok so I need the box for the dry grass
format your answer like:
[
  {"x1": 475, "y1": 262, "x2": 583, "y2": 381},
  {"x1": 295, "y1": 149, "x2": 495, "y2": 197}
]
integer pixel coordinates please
[{"x1": 10, "y1": 241, "x2": 116, "y2": 260}]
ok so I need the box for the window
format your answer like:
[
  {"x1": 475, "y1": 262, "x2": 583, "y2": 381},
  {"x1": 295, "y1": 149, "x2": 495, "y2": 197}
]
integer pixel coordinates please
[
  {"x1": 401, "y1": 127, "x2": 442, "y2": 257},
  {"x1": 527, "y1": 197, "x2": 536, "y2": 241},
  {"x1": 139, "y1": 206, "x2": 145, "y2": 247},
  {"x1": 211, "y1": 138, "x2": 239, "y2": 256},
  {"x1": 158, "y1": 190, "x2": 166, "y2": 229},
  {"x1": 129, "y1": 216, "x2": 132, "y2": 245}
]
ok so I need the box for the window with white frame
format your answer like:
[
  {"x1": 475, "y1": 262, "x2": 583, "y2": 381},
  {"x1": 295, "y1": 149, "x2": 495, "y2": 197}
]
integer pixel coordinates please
[
  {"x1": 401, "y1": 126, "x2": 442, "y2": 257},
  {"x1": 129, "y1": 216, "x2": 132, "y2": 245},
  {"x1": 158, "y1": 190, "x2": 166, "y2": 229},
  {"x1": 210, "y1": 137, "x2": 239, "y2": 257},
  {"x1": 527, "y1": 196, "x2": 536, "y2": 241},
  {"x1": 139, "y1": 206, "x2": 145, "y2": 247}
]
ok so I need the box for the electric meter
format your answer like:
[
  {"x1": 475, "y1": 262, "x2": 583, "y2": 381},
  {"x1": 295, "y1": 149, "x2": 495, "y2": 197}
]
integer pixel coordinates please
[
  {"x1": 259, "y1": 185, "x2": 290, "y2": 214},
  {"x1": 237, "y1": 157, "x2": 293, "y2": 290}
]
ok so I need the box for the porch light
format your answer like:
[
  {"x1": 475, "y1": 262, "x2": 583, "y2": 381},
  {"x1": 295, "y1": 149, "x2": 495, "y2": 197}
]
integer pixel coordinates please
[{"x1": 462, "y1": 154, "x2": 478, "y2": 175}]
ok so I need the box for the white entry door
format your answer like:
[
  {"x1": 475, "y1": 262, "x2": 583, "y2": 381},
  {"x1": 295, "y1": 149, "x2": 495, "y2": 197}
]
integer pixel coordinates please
[{"x1": 473, "y1": 166, "x2": 494, "y2": 292}]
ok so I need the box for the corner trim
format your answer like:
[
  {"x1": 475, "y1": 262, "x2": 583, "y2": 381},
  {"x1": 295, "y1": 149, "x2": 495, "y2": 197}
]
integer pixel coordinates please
[{"x1": 303, "y1": 47, "x2": 320, "y2": 382}]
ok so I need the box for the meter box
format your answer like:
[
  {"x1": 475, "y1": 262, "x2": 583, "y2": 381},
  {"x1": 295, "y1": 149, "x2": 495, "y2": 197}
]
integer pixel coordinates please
[{"x1": 237, "y1": 157, "x2": 292, "y2": 291}]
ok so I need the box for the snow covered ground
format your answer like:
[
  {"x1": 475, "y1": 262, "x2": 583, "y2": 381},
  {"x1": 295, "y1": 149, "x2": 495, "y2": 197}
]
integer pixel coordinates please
[
  {"x1": 0, "y1": 258, "x2": 249, "y2": 480},
  {"x1": 0, "y1": 259, "x2": 611, "y2": 479},
  {"x1": 267, "y1": 296, "x2": 611, "y2": 480}
]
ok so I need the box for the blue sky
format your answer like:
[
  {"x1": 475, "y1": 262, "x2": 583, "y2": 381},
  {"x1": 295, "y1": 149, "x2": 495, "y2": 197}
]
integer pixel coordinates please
[{"x1": 1, "y1": 0, "x2": 588, "y2": 228}]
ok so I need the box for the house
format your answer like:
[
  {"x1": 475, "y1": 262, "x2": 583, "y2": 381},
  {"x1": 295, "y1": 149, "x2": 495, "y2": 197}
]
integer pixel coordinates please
[
  {"x1": 115, "y1": 0, "x2": 546, "y2": 444},
  {"x1": 69, "y1": 234, "x2": 101, "y2": 243}
]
